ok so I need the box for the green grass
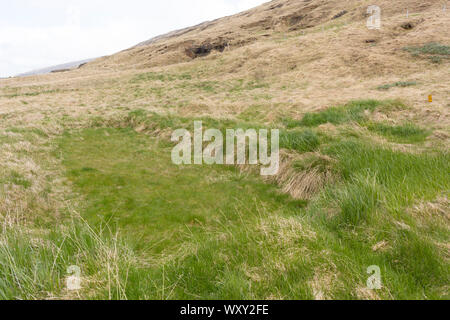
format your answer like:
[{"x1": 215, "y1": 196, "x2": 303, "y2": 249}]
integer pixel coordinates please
[
  {"x1": 0, "y1": 217, "x2": 135, "y2": 300},
  {"x1": 403, "y1": 42, "x2": 450, "y2": 56},
  {"x1": 298, "y1": 100, "x2": 382, "y2": 127},
  {"x1": 0, "y1": 127, "x2": 138, "y2": 300},
  {"x1": 280, "y1": 129, "x2": 320, "y2": 152},
  {"x1": 8, "y1": 171, "x2": 32, "y2": 189},
  {"x1": 283, "y1": 101, "x2": 428, "y2": 144},
  {"x1": 0, "y1": 170, "x2": 32, "y2": 189},
  {"x1": 282, "y1": 117, "x2": 302, "y2": 129},
  {"x1": 57, "y1": 128, "x2": 323, "y2": 299},
  {"x1": 130, "y1": 72, "x2": 192, "y2": 83},
  {"x1": 367, "y1": 122, "x2": 430, "y2": 143},
  {"x1": 377, "y1": 81, "x2": 417, "y2": 91},
  {"x1": 2, "y1": 89, "x2": 62, "y2": 98},
  {"x1": 237, "y1": 105, "x2": 266, "y2": 122},
  {"x1": 307, "y1": 139, "x2": 449, "y2": 298},
  {"x1": 403, "y1": 42, "x2": 450, "y2": 63},
  {"x1": 314, "y1": 139, "x2": 450, "y2": 226},
  {"x1": 51, "y1": 126, "x2": 449, "y2": 299},
  {"x1": 229, "y1": 79, "x2": 269, "y2": 93},
  {"x1": 109, "y1": 109, "x2": 267, "y2": 138},
  {"x1": 1, "y1": 99, "x2": 447, "y2": 299},
  {"x1": 6, "y1": 127, "x2": 49, "y2": 138}
]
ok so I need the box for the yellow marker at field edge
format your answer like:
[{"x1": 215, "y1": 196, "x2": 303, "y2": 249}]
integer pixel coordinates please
[{"x1": 428, "y1": 95, "x2": 433, "y2": 103}]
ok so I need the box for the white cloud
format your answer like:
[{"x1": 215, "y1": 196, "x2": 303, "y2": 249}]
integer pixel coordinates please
[{"x1": 0, "y1": 0, "x2": 266, "y2": 77}]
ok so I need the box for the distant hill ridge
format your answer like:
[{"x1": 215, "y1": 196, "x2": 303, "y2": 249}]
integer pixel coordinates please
[{"x1": 16, "y1": 58, "x2": 95, "y2": 77}]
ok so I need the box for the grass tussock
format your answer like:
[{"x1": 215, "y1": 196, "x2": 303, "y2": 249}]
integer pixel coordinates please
[
  {"x1": 0, "y1": 216, "x2": 135, "y2": 300},
  {"x1": 311, "y1": 139, "x2": 450, "y2": 226},
  {"x1": 274, "y1": 152, "x2": 336, "y2": 200}
]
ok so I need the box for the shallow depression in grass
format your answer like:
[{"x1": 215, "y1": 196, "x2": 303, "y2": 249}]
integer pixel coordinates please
[
  {"x1": 60, "y1": 128, "x2": 286, "y2": 243},
  {"x1": 58, "y1": 127, "x2": 319, "y2": 299},
  {"x1": 54, "y1": 127, "x2": 450, "y2": 299}
]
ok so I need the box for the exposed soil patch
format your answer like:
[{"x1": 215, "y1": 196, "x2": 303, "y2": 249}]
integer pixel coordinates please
[
  {"x1": 185, "y1": 39, "x2": 229, "y2": 59},
  {"x1": 401, "y1": 22, "x2": 414, "y2": 30}
]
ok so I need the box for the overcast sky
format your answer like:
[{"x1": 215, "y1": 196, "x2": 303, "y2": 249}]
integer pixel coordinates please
[{"x1": 0, "y1": 0, "x2": 266, "y2": 77}]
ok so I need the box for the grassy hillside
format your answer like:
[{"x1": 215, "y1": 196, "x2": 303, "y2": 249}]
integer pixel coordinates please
[{"x1": 0, "y1": 0, "x2": 448, "y2": 299}]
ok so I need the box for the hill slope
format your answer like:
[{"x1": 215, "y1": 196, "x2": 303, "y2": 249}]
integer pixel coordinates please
[
  {"x1": 16, "y1": 58, "x2": 95, "y2": 77},
  {"x1": 0, "y1": 0, "x2": 448, "y2": 300}
]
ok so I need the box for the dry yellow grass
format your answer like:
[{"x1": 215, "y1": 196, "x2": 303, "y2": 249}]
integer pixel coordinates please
[
  {"x1": 269, "y1": 151, "x2": 336, "y2": 200},
  {"x1": 1, "y1": 0, "x2": 448, "y2": 128}
]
